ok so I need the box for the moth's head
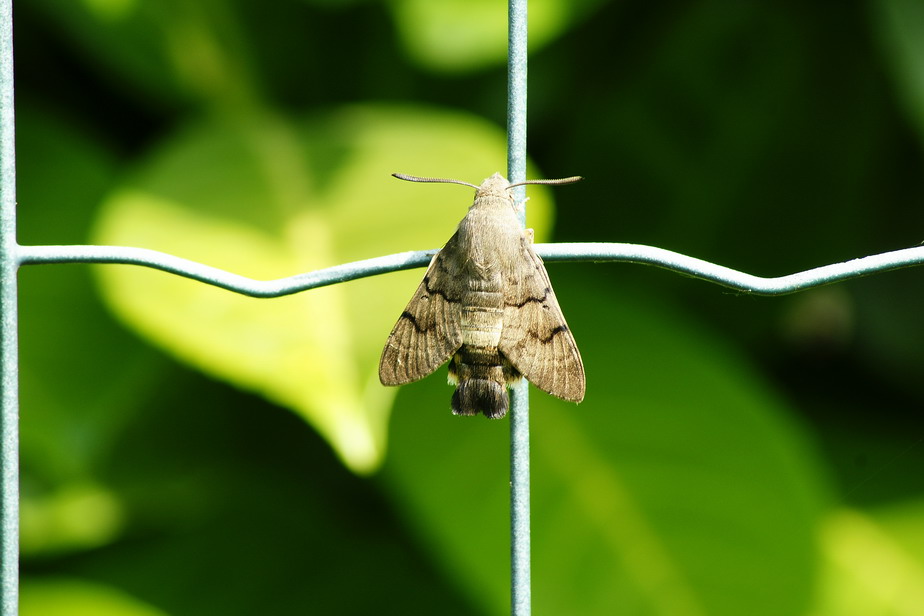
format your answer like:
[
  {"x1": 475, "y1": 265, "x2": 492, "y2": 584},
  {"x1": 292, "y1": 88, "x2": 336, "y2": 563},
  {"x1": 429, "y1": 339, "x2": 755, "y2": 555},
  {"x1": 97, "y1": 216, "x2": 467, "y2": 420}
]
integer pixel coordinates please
[{"x1": 476, "y1": 172, "x2": 513, "y2": 199}]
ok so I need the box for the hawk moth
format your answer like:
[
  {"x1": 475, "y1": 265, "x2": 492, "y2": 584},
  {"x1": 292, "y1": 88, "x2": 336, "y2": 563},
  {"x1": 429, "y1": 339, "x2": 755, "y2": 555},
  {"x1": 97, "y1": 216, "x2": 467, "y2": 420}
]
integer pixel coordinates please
[{"x1": 379, "y1": 172, "x2": 585, "y2": 418}]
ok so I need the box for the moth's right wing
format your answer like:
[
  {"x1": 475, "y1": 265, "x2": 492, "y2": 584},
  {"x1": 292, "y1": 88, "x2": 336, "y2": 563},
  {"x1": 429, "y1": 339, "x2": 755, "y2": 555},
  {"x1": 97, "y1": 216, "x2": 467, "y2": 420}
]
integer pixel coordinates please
[{"x1": 379, "y1": 242, "x2": 464, "y2": 385}]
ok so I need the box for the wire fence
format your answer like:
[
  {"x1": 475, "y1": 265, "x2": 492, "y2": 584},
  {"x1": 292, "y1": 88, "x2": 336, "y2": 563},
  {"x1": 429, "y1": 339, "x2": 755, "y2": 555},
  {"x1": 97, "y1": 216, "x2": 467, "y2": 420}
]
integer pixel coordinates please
[{"x1": 4, "y1": 1, "x2": 924, "y2": 615}]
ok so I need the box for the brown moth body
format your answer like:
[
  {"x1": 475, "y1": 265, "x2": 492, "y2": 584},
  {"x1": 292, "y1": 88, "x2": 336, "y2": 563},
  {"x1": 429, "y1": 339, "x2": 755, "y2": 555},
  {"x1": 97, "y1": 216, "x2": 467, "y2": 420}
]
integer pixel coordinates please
[{"x1": 379, "y1": 172, "x2": 585, "y2": 418}]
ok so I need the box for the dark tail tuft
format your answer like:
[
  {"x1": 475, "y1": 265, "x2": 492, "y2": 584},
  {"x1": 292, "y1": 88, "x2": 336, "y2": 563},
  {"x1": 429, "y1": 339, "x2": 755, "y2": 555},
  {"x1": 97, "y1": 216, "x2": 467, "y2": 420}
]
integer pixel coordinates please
[{"x1": 452, "y1": 378, "x2": 509, "y2": 419}]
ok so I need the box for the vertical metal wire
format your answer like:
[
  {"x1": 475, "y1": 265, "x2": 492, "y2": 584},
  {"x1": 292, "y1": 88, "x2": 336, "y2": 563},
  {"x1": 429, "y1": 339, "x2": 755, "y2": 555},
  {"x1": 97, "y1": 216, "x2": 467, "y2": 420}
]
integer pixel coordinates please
[
  {"x1": 507, "y1": 0, "x2": 530, "y2": 614},
  {"x1": 0, "y1": 0, "x2": 17, "y2": 614},
  {"x1": 509, "y1": 380, "x2": 530, "y2": 616},
  {"x1": 507, "y1": 0, "x2": 527, "y2": 188}
]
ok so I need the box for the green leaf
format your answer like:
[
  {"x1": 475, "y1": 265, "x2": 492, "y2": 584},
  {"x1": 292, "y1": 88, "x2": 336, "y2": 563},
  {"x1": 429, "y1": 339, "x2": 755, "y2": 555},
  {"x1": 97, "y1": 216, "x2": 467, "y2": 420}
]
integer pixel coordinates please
[
  {"x1": 389, "y1": 0, "x2": 608, "y2": 72},
  {"x1": 16, "y1": 106, "x2": 157, "y2": 557},
  {"x1": 21, "y1": 578, "x2": 169, "y2": 616},
  {"x1": 91, "y1": 104, "x2": 557, "y2": 473},
  {"x1": 874, "y1": 0, "x2": 924, "y2": 141},
  {"x1": 812, "y1": 504, "x2": 924, "y2": 615},
  {"x1": 20, "y1": 482, "x2": 125, "y2": 557},
  {"x1": 26, "y1": 0, "x2": 259, "y2": 110},
  {"x1": 382, "y1": 276, "x2": 828, "y2": 615}
]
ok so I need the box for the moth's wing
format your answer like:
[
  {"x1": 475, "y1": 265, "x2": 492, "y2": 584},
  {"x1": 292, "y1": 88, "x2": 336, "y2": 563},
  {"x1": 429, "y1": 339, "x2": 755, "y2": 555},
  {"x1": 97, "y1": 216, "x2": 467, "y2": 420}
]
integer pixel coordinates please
[
  {"x1": 379, "y1": 240, "x2": 464, "y2": 386},
  {"x1": 499, "y1": 236, "x2": 585, "y2": 402}
]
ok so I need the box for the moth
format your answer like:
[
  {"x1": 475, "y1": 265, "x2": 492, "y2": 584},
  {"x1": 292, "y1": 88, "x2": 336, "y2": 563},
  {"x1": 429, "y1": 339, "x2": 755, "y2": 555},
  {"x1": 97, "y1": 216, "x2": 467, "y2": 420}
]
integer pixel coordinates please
[{"x1": 379, "y1": 172, "x2": 585, "y2": 419}]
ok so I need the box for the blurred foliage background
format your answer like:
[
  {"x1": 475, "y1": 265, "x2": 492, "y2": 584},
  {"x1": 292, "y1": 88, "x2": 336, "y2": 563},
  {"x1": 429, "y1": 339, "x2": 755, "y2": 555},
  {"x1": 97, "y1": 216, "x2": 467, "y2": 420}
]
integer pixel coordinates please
[{"x1": 11, "y1": 0, "x2": 924, "y2": 614}]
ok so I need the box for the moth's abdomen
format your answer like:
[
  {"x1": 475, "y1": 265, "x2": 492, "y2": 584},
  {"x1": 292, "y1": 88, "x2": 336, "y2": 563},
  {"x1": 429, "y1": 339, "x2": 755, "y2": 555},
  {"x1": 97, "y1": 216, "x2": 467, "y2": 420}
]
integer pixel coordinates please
[
  {"x1": 446, "y1": 286, "x2": 512, "y2": 418},
  {"x1": 452, "y1": 377, "x2": 508, "y2": 419},
  {"x1": 460, "y1": 302, "x2": 503, "y2": 347},
  {"x1": 448, "y1": 345, "x2": 521, "y2": 419}
]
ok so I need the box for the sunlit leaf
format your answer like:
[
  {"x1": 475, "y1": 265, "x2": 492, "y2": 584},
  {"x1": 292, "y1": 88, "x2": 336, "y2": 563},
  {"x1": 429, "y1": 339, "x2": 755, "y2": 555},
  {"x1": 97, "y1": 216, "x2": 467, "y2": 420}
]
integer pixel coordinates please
[
  {"x1": 21, "y1": 578, "x2": 169, "y2": 616},
  {"x1": 812, "y1": 504, "x2": 924, "y2": 616},
  {"x1": 92, "y1": 104, "x2": 557, "y2": 473},
  {"x1": 20, "y1": 482, "x2": 125, "y2": 556}
]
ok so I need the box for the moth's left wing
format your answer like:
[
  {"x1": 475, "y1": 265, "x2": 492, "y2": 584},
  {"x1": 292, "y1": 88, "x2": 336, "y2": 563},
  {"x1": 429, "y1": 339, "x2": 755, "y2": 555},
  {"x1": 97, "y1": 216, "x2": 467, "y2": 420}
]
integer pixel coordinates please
[
  {"x1": 379, "y1": 242, "x2": 464, "y2": 386},
  {"x1": 499, "y1": 236, "x2": 585, "y2": 402}
]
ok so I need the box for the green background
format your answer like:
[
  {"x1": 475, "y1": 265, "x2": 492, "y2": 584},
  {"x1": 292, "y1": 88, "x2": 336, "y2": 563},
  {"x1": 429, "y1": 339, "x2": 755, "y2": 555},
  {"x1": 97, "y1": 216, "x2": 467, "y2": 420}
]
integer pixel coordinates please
[{"x1": 13, "y1": 0, "x2": 924, "y2": 614}]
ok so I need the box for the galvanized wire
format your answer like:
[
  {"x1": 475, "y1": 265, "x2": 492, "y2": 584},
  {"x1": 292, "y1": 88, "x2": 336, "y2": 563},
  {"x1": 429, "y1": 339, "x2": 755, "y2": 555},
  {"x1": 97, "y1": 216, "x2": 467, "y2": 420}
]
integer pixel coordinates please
[
  {"x1": 17, "y1": 242, "x2": 924, "y2": 297},
  {"x1": 0, "y1": 0, "x2": 17, "y2": 612},
  {"x1": 507, "y1": 0, "x2": 531, "y2": 614},
  {"x1": 16, "y1": 244, "x2": 439, "y2": 297}
]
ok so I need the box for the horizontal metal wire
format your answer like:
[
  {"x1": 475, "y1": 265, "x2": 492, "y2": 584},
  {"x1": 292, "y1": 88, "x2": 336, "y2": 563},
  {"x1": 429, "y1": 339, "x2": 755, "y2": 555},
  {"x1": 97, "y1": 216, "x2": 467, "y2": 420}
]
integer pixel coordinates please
[
  {"x1": 15, "y1": 243, "x2": 438, "y2": 297},
  {"x1": 16, "y1": 242, "x2": 924, "y2": 297}
]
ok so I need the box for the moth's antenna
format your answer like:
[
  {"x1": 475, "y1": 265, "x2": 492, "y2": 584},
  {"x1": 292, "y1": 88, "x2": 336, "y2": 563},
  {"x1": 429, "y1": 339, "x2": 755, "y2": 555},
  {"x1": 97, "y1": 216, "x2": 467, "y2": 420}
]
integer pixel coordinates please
[
  {"x1": 392, "y1": 173, "x2": 480, "y2": 190},
  {"x1": 508, "y1": 176, "x2": 583, "y2": 188}
]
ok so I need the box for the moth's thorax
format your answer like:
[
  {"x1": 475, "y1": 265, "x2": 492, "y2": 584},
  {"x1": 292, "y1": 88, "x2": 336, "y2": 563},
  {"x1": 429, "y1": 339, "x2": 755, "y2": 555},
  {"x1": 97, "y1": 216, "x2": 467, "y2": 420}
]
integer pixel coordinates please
[{"x1": 455, "y1": 196, "x2": 524, "y2": 280}]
